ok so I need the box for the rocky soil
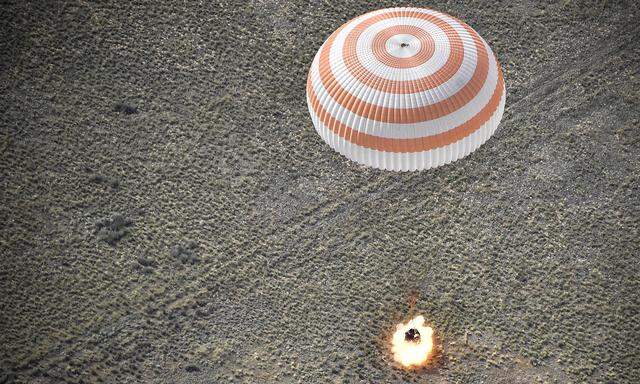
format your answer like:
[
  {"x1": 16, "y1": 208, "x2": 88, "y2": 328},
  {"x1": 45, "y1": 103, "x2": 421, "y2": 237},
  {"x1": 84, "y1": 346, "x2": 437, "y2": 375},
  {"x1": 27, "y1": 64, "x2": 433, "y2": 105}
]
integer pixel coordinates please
[{"x1": 1, "y1": 0, "x2": 639, "y2": 383}]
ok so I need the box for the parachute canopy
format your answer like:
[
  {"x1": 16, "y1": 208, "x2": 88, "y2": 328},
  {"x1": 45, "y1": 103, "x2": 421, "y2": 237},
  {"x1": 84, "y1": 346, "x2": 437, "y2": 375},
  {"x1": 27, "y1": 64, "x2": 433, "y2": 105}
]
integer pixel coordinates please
[{"x1": 306, "y1": 7, "x2": 506, "y2": 171}]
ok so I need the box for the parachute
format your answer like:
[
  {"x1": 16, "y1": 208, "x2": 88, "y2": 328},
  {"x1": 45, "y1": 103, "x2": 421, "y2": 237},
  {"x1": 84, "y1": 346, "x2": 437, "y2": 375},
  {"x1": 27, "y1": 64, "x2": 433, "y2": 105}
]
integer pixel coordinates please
[{"x1": 306, "y1": 7, "x2": 506, "y2": 171}]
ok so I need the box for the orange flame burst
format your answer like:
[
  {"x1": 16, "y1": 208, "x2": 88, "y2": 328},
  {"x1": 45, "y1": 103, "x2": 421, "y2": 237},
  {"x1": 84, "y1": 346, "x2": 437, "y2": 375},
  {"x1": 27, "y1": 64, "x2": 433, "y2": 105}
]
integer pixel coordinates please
[{"x1": 391, "y1": 315, "x2": 434, "y2": 368}]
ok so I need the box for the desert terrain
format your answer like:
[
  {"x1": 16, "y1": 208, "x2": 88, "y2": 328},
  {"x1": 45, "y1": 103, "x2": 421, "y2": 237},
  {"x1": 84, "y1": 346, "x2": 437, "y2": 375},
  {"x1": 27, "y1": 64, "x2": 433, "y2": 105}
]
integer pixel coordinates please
[{"x1": 1, "y1": 1, "x2": 639, "y2": 383}]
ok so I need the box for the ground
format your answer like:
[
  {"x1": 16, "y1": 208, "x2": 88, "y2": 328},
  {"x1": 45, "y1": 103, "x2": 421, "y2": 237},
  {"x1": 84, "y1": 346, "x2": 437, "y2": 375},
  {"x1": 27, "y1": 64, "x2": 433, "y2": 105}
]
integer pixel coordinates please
[{"x1": 1, "y1": 1, "x2": 639, "y2": 383}]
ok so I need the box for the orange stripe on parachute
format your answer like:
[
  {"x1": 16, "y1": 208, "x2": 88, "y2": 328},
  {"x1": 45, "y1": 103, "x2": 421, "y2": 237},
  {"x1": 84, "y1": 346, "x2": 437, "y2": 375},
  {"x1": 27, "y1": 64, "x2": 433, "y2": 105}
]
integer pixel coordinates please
[
  {"x1": 315, "y1": 10, "x2": 490, "y2": 124},
  {"x1": 306, "y1": 61, "x2": 504, "y2": 153}
]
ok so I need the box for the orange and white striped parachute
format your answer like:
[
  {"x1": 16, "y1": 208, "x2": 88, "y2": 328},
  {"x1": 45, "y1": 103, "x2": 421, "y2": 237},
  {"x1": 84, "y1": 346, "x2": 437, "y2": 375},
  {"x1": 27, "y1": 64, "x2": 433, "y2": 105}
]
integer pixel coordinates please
[{"x1": 306, "y1": 7, "x2": 506, "y2": 171}]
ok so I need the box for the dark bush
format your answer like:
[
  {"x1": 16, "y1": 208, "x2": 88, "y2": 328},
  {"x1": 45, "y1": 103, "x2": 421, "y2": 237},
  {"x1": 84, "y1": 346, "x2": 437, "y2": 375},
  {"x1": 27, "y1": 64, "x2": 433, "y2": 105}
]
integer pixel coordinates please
[
  {"x1": 95, "y1": 214, "x2": 132, "y2": 245},
  {"x1": 113, "y1": 103, "x2": 138, "y2": 115},
  {"x1": 170, "y1": 241, "x2": 200, "y2": 265},
  {"x1": 88, "y1": 174, "x2": 120, "y2": 189},
  {"x1": 185, "y1": 365, "x2": 200, "y2": 372}
]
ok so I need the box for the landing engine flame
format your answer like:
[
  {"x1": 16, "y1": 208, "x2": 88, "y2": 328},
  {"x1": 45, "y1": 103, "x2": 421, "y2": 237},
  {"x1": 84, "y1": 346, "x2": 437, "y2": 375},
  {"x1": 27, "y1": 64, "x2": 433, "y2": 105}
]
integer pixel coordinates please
[{"x1": 391, "y1": 315, "x2": 434, "y2": 368}]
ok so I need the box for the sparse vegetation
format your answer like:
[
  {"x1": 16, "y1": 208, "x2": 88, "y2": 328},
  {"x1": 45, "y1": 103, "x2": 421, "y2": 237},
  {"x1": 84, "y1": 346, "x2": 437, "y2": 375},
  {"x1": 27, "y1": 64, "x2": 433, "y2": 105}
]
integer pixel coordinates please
[
  {"x1": 88, "y1": 173, "x2": 120, "y2": 189},
  {"x1": 170, "y1": 241, "x2": 199, "y2": 265},
  {"x1": 113, "y1": 103, "x2": 138, "y2": 115},
  {"x1": 1, "y1": 1, "x2": 638, "y2": 383},
  {"x1": 95, "y1": 214, "x2": 132, "y2": 245}
]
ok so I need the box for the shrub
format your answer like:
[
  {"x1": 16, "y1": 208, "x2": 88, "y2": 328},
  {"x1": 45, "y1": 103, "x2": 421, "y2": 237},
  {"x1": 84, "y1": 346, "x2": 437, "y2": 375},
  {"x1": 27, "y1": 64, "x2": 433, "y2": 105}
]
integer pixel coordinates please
[
  {"x1": 170, "y1": 241, "x2": 200, "y2": 265},
  {"x1": 95, "y1": 214, "x2": 132, "y2": 245}
]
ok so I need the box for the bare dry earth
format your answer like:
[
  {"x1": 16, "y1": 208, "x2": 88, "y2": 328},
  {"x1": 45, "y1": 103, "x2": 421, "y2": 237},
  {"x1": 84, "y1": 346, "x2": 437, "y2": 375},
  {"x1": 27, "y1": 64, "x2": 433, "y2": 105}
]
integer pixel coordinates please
[{"x1": 1, "y1": 1, "x2": 639, "y2": 383}]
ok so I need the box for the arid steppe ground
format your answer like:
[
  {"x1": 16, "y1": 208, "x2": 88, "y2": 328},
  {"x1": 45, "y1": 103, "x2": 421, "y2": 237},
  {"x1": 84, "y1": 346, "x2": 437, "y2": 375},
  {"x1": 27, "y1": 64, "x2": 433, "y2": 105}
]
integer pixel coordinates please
[{"x1": 1, "y1": 1, "x2": 639, "y2": 383}]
